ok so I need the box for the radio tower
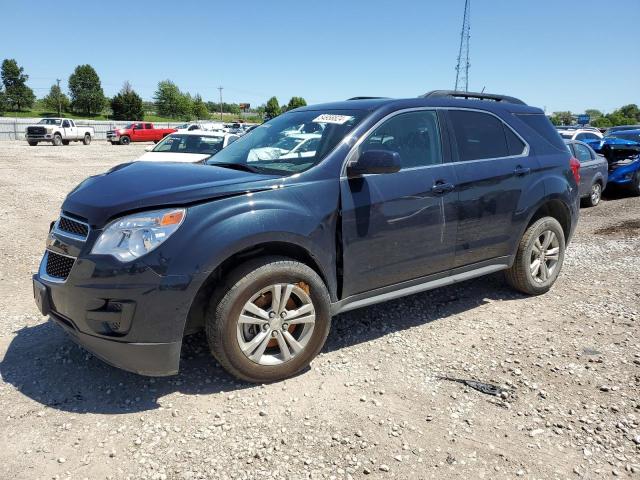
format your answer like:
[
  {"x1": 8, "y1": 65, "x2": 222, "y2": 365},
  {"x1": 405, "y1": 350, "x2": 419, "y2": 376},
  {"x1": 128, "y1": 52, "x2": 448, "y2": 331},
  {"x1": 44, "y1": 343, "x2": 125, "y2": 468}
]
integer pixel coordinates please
[{"x1": 454, "y1": 0, "x2": 471, "y2": 92}]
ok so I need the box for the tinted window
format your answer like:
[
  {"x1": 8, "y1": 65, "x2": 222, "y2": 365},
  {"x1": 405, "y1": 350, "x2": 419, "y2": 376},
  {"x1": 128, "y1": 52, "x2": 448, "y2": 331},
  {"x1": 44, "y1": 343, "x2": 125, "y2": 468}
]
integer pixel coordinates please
[
  {"x1": 145, "y1": 123, "x2": 153, "y2": 129},
  {"x1": 449, "y1": 110, "x2": 509, "y2": 161},
  {"x1": 505, "y1": 125, "x2": 526, "y2": 155},
  {"x1": 573, "y1": 143, "x2": 591, "y2": 162},
  {"x1": 517, "y1": 114, "x2": 566, "y2": 150},
  {"x1": 62, "y1": 120, "x2": 70, "y2": 128},
  {"x1": 361, "y1": 110, "x2": 442, "y2": 168}
]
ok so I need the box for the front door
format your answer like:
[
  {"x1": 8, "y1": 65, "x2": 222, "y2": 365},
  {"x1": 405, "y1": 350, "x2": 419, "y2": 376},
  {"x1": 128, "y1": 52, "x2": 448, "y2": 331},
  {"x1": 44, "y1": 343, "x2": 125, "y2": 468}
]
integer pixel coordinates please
[
  {"x1": 340, "y1": 110, "x2": 458, "y2": 297},
  {"x1": 445, "y1": 109, "x2": 540, "y2": 267}
]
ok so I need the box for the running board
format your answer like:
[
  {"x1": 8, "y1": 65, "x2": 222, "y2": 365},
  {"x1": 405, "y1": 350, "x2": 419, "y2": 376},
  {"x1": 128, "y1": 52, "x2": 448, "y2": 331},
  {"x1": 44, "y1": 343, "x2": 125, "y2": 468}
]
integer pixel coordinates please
[{"x1": 332, "y1": 263, "x2": 508, "y2": 315}]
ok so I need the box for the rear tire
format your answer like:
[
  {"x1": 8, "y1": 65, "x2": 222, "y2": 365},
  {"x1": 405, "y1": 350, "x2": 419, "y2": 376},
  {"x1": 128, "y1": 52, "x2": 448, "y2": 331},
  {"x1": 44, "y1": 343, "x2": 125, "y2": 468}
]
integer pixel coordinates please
[
  {"x1": 83, "y1": 134, "x2": 91, "y2": 145},
  {"x1": 120, "y1": 136, "x2": 130, "y2": 145},
  {"x1": 205, "y1": 256, "x2": 331, "y2": 383},
  {"x1": 28, "y1": 141, "x2": 37, "y2": 146},
  {"x1": 53, "y1": 134, "x2": 63, "y2": 146},
  {"x1": 505, "y1": 217, "x2": 565, "y2": 295},
  {"x1": 581, "y1": 181, "x2": 602, "y2": 207}
]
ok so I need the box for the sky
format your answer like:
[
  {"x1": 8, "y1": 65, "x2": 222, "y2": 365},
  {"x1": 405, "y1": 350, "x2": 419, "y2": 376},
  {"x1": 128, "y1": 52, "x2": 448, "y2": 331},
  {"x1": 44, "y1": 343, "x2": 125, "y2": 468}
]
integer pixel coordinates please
[{"x1": 2, "y1": 0, "x2": 639, "y2": 114}]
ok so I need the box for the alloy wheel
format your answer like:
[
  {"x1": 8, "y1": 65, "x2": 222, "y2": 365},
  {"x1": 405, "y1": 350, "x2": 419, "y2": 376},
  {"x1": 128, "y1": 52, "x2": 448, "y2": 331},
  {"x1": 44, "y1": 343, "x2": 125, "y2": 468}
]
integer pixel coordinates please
[
  {"x1": 236, "y1": 283, "x2": 316, "y2": 365},
  {"x1": 591, "y1": 183, "x2": 601, "y2": 205},
  {"x1": 530, "y1": 230, "x2": 560, "y2": 283}
]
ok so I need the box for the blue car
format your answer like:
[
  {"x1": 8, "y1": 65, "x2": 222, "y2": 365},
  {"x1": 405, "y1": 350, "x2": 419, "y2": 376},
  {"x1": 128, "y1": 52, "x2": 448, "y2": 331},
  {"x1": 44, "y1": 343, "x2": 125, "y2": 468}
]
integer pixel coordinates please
[
  {"x1": 32, "y1": 90, "x2": 579, "y2": 382},
  {"x1": 583, "y1": 129, "x2": 640, "y2": 194}
]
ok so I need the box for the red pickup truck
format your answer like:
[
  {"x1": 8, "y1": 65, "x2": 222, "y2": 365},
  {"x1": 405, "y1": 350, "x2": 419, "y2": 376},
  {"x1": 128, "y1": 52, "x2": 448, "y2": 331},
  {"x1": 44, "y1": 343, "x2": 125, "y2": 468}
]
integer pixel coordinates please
[{"x1": 107, "y1": 122, "x2": 176, "y2": 145}]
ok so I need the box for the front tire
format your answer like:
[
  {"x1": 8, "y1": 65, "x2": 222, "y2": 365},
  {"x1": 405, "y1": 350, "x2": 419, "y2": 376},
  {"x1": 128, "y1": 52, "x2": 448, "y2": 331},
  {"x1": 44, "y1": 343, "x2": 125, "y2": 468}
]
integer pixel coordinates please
[
  {"x1": 505, "y1": 217, "x2": 566, "y2": 295},
  {"x1": 28, "y1": 141, "x2": 37, "y2": 146},
  {"x1": 62, "y1": 140, "x2": 70, "y2": 146},
  {"x1": 83, "y1": 134, "x2": 91, "y2": 145},
  {"x1": 53, "y1": 134, "x2": 63, "y2": 146},
  {"x1": 630, "y1": 173, "x2": 640, "y2": 196},
  {"x1": 206, "y1": 256, "x2": 331, "y2": 383},
  {"x1": 581, "y1": 182, "x2": 602, "y2": 207},
  {"x1": 120, "y1": 136, "x2": 130, "y2": 145}
]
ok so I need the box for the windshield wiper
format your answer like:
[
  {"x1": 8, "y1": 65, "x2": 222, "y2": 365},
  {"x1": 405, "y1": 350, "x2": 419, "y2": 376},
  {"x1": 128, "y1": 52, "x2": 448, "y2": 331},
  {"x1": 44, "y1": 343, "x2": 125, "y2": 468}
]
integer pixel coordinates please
[{"x1": 208, "y1": 162, "x2": 262, "y2": 173}]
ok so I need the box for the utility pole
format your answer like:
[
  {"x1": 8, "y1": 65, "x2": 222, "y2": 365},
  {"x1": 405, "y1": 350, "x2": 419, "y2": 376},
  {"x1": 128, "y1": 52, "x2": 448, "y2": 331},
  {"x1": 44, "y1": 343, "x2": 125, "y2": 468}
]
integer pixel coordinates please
[
  {"x1": 454, "y1": 0, "x2": 471, "y2": 92},
  {"x1": 218, "y1": 86, "x2": 224, "y2": 121},
  {"x1": 56, "y1": 78, "x2": 62, "y2": 117}
]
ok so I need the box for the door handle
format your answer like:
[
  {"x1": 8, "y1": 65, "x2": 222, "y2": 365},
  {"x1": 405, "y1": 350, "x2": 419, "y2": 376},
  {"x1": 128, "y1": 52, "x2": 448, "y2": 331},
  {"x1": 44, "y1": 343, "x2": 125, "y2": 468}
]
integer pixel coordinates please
[
  {"x1": 432, "y1": 181, "x2": 455, "y2": 195},
  {"x1": 513, "y1": 166, "x2": 531, "y2": 176}
]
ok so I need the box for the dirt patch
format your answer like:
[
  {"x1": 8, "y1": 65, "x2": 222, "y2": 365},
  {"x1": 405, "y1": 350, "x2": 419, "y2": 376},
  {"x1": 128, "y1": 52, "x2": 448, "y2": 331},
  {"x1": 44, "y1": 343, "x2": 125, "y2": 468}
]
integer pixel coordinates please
[{"x1": 595, "y1": 219, "x2": 640, "y2": 237}]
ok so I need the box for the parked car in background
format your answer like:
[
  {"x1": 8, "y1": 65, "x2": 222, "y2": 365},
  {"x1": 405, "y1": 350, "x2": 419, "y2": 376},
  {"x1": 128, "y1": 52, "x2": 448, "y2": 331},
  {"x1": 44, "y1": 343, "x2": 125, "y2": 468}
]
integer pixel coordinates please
[
  {"x1": 587, "y1": 130, "x2": 640, "y2": 195},
  {"x1": 556, "y1": 126, "x2": 603, "y2": 142},
  {"x1": 32, "y1": 90, "x2": 579, "y2": 383},
  {"x1": 565, "y1": 140, "x2": 608, "y2": 207},
  {"x1": 25, "y1": 118, "x2": 94, "y2": 147},
  {"x1": 107, "y1": 122, "x2": 176, "y2": 145},
  {"x1": 136, "y1": 131, "x2": 240, "y2": 163},
  {"x1": 604, "y1": 124, "x2": 640, "y2": 136}
]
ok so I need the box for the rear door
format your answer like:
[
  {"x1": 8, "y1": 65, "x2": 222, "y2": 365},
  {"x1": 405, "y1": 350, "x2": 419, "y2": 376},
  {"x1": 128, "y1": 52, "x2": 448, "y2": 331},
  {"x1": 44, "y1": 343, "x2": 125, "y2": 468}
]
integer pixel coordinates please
[
  {"x1": 445, "y1": 109, "x2": 535, "y2": 268},
  {"x1": 340, "y1": 109, "x2": 458, "y2": 296},
  {"x1": 572, "y1": 142, "x2": 595, "y2": 196}
]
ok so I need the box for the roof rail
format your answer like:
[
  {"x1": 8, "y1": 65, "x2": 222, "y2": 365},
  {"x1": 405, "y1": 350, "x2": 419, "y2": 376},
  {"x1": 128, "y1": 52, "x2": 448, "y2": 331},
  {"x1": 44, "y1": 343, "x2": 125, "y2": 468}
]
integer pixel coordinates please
[
  {"x1": 420, "y1": 90, "x2": 527, "y2": 105},
  {"x1": 346, "y1": 96, "x2": 388, "y2": 100}
]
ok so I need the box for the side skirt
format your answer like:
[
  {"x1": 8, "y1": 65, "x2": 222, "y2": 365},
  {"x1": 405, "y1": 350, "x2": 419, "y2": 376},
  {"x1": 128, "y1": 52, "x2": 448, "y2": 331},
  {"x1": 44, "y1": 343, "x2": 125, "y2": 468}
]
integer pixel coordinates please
[{"x1": 331, "y1": 257, "x2": 510, "y2": 315}]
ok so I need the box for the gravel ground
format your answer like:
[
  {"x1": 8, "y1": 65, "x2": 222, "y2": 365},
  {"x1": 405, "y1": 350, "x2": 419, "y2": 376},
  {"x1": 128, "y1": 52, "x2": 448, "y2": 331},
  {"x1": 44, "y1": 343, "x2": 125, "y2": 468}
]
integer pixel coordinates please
[{"x1": 0, "y1": 140, "x2": 638, "y2": 480}]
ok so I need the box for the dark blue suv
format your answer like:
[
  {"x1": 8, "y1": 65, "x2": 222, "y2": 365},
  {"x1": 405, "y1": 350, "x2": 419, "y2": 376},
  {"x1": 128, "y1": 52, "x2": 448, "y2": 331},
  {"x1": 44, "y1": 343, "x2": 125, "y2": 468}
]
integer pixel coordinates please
[{"x1": 33, "y1": 91, "x2": 580, "y2": 382}]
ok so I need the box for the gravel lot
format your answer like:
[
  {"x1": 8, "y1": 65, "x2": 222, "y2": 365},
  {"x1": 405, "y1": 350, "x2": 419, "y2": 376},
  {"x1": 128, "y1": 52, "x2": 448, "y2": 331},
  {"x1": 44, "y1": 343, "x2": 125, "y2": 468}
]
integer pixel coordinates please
[{"x1": 0, "y1": 140, "x2": 638, "y2": 480}]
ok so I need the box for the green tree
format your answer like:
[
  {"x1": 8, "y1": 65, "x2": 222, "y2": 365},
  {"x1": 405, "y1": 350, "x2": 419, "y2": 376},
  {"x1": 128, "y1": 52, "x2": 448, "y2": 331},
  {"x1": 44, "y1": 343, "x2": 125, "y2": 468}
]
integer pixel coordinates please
[
  {"x1": 1, "y1": 59, "x2": 35, "y2": 111},
  {"x1": 615, "y1": 104, "x2": 640, "y2": 122},
  {"x1": 286, "y1": 96, "x2": 307, "y2": 111},
  {"x1": 154, "y1": 80, "x2": 192, "y2": 118},
  {"x1": 591, "y1": 116, "x2": 612, "y2": 128},
  {"x1": 584, "y1": 109, "x2": 603, "y2": 121},
  {"x1": 191, "y1": 94, "x2": 209, "y2": 120},
  {"x1": 264, "y1": 96, "x2": 281, "y2": 120},
  {"x1": 110, "y1": 81, "x2": 144, "y2": 120},
  {"x1": 42, "y1": 83, "x2": 70, "y2": 116},
  {"x1": 550, "y1": 111, "x2": 573, "y2": 126},
  {"x1": 68, "y1": 64, "x2": 106, "y2": 115}
]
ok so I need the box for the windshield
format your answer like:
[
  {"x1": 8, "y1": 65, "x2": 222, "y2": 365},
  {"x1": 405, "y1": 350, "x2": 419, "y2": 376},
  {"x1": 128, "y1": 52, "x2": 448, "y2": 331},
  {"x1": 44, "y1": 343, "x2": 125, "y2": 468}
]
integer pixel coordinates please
[
  {"x1": 152, "y1": 134, "x2": 225, "y2": 155},
  {"x1": 609, "y1": 132, "x2": 640, "y2": 142},
  {"x1": 206, "y1": 110, "x2": 366, "y2": 174},
  {"x1": 38, "y1": 119, "x2": 62, "y2": 125}
]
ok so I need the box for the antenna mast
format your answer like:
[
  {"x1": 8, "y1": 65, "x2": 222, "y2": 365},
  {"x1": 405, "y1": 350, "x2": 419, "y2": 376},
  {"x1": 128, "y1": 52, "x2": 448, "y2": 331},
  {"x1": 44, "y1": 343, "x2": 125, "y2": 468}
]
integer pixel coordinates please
[{"x1": 454, "y1": 0, "x2": 471, "y2": 92}]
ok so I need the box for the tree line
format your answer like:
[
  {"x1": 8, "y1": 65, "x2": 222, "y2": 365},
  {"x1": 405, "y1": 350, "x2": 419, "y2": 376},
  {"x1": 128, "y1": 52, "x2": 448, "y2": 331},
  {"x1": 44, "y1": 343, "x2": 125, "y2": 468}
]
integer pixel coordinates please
[
  {"x1": 550, "y1": 105, "x2": 640, "y2": 128},
  {"x1": 0, "y1": 58, "x2": 308, "y2": 122}
]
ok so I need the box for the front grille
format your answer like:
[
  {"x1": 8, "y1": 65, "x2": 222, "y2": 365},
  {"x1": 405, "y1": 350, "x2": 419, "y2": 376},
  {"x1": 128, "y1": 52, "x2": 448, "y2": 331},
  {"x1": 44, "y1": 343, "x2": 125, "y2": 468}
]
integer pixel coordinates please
[
  {"x1": 45, "y1": 251, "x2": 75, "y2": 280},
  {"x1": 27, "y1": 126, "x2": 46, "y2": 135},
  {"x1": 58, "y1": 216, "x2": 89, "y2": 238}
]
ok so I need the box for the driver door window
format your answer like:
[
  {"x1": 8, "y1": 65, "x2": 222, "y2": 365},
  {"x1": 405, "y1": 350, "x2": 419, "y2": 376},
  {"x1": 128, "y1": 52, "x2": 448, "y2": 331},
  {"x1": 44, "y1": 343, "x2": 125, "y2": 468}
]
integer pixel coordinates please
[{"x1": 360, "y1": 110, "x2": 443, "y2": 168}]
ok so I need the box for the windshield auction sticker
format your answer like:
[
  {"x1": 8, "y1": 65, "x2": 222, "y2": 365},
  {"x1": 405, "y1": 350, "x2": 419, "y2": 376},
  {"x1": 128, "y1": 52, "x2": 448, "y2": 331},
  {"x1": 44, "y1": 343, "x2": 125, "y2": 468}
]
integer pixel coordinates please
[{"x1": 312, "y1": 114, "x2": 354, "y2": 125}]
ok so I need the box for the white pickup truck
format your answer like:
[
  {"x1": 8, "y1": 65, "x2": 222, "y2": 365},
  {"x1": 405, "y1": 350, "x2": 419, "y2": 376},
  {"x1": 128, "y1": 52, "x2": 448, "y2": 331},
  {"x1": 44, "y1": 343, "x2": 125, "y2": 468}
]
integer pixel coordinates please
[{"x1": 25, "y1": 118, "x2": 94, "y2": 146}]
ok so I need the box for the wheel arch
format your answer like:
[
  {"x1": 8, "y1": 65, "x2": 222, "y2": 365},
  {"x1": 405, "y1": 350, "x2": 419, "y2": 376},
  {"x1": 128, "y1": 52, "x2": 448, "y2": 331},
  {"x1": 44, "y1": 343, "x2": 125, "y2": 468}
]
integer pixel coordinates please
[{"x1": 183, "y1": 240, "x2": 333, "y2": 336}]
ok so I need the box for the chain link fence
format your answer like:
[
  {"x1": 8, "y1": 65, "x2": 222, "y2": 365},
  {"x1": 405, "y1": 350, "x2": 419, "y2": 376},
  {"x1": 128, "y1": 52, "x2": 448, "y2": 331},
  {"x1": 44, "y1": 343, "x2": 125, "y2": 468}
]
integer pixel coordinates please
[{"x1": 0, "y1": 117, "x2": 184, "y2": 141}]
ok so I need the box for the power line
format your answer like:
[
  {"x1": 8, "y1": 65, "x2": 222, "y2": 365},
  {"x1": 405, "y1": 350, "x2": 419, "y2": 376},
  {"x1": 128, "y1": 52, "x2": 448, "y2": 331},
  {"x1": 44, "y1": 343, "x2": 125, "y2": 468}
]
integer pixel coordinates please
[
  {"x1": 454, "y1": 0, "x2": 471, "y2": 92},
  {"x1": 218, "y1": 86, "x2": 223, "y2": 120}
]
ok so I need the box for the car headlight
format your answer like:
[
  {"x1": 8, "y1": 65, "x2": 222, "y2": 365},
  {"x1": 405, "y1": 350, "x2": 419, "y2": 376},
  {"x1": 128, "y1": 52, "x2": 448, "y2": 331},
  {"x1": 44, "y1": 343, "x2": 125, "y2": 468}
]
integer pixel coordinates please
[
  {"x1": 46, "y1": 127, "x2": 53, "y2": 133},
  {"x1": 91, "y1": 208, "x2": 186, "y2": 262}
]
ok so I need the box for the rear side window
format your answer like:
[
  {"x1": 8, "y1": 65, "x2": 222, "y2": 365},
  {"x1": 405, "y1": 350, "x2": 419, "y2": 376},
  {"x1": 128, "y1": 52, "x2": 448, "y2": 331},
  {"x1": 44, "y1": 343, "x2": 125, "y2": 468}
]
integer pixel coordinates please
[
  {"x1": 449, "y1": 110, "x2": 516, "y2": 161},
  {"x1": 573, "y1": 143, "x2": 592, "y2": 162},
  {"x1": 145, "y1": 123, "x2": 153, "y2": 129},
  {"x1": 516, "y1": 113, "x2": 566, "y2": 150}
]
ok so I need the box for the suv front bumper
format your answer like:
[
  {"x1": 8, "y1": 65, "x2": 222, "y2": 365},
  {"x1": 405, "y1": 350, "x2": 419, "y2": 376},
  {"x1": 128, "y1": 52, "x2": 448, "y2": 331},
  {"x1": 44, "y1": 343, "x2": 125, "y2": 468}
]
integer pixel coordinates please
[{"x1": 33, "y1": 251, "x2": 201, "y2": 376}]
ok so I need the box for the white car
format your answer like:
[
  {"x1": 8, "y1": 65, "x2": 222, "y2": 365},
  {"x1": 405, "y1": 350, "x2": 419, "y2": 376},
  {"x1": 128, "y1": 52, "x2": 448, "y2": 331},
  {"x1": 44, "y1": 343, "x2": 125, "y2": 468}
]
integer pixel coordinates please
[
  {"x1": 137, "y1": 130, "x2": 240, "y2": 163},
  {"x1": 25, "y1": 118, "x2": 94, "y2": 146},
  {"x1": 174, "y1": 122, "x2": 228, "y2": 132},
  {"x1": 248, "y1": 133, "x2": 321, "y2": 162},
  {"x1": 556, "y1": 127, "x2": 603, "y2": 142}
]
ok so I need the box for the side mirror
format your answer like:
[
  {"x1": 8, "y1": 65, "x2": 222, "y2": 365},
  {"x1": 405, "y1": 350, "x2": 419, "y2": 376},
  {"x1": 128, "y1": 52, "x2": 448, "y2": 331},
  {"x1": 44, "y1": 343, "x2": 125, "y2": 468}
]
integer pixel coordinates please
[
  {"x1": 347, "y1": 150, "x2": 401, "y2": 178},
  {"x1": 144, "y1": 145, "x2": 153, "y2": 152}
]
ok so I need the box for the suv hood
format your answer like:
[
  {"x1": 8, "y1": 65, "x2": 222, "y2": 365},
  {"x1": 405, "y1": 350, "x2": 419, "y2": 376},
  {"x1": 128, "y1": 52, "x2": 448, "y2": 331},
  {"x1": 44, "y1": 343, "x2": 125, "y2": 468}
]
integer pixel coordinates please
[{"x1": 62, "y1": 161, "x2": 279, "y2": 226}]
